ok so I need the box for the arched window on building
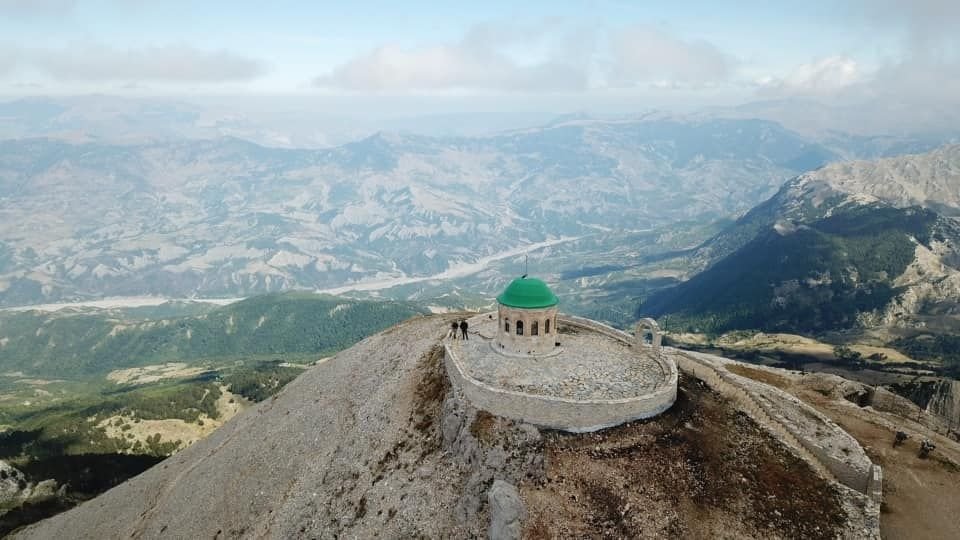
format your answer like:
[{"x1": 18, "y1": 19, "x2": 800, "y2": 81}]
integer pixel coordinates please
[
  {"x1": 516, "y1": 320, "x2": 524, "y2": 336},
  {"x1": 545, "y1": 319, "x2": 551, "y2": 334},
  {"x1": 531, "y1": 321, "x2": 539, "y2": 335},
  {"x1": 504, "y1": 319, "x2": 510, "y2": 333}
]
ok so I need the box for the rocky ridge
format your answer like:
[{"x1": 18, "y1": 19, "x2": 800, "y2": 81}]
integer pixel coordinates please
[
  {"x1": 652, "y1": 145, "x2": 960, "y2": 332},
  {"x1": 0, "y1": 118, "x2": 834, "y2": 306},
  {"x1": 798, "y1": 145, "x2": 960, "y2": 213}
]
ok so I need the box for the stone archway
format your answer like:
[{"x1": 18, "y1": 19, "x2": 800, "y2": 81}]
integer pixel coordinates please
[{"x1": 635, "y1": 318, "x2": 662, "y2": 352}]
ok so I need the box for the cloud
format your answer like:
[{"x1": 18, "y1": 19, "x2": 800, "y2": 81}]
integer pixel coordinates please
[
  {"x1": 852, "y1": 0, "x2": 960, "y2": 44},
  {"x1": 314, "y1": 22, "x2": 591, "y2": 93},
  {"x1": 0, "y1": 0, "x2": 77, "y2": 17},
  {"x1": 2, "y1": 42, "x2": 266, "y2": 83},
  {"x1": 606, "y1": 25, "x2": 736, "y2": 88},
  {"x1": 313, "y1": 21, "x2": 735, "y2": 93},
  {"x1": 819, "y1": 1, "x2": 960, "y2": 112},
  {"x1": 756, "y1": 56, "x2": 862, "y2": 97},
  {"x1": 866, "y1": 57, "x2": 960, "y2": 107},
  {"x1": 0, "y1": 47, "x2": 16, "y2": 76},
  {"x1": 756, "y1": 1, "x2": 960, "y2": 113},
  {"x1": 315, "y1": 44, "x2": 587, "y2": 93}
]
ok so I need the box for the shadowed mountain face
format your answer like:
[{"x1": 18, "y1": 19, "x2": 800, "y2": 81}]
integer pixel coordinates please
[
  {"x1": 644, "y1": 146, "x2": 960, "y2": 335},
  {"x1": 0, "y1": 117, "x2": 834, "y2": 307}
]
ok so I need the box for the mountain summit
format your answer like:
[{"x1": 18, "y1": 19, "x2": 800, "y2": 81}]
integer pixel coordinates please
[{"x1": 12, "y1": 315, "x2": 881, "y2": 538}]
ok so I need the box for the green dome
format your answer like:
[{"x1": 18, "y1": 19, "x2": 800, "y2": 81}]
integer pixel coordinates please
[{"x1": 497, "y1": 276, "x2": 559, "y2": 309}]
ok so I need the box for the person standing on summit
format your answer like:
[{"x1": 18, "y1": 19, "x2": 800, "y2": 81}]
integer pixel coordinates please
[
  {"x1": 460, "y1": 319, "x2": 469, "y2": 340},
  {"x1": 450, "y1": 320, "x2": 459, "y2": 340}
]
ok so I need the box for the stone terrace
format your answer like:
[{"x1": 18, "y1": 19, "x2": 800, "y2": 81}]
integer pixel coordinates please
[{"x1": 452, "y1": 313, "x2": 670, "y2": 401}]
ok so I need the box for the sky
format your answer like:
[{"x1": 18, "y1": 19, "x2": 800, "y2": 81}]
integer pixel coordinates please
[{"x1": 0, "y1": 0, "x2": 958, "y2": 115}]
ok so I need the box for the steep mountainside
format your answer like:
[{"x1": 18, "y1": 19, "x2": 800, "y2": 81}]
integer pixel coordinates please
[
  {"x1": 693, "y1": 145, "x2": 960, "y2": 269},
  {"x1": 0, "y1": 118, "x2": 834, "y2": 306},
  {"x1": 644, "y1": 146, "x2": 960, "y2": 335},
  {"x1": 10, "y1": 316, "x2": 864, "y2": 539}
]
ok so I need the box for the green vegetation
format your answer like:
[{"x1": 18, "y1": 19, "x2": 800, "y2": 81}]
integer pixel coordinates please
[
  {"x1": 0, "y1": 293, "x2": 426, "y2": 378},
  {"x1": 103, "y1": 377, "x2": 222, "y2": 422},
  {"x1": 107, "y1": 301, "x2": 220, "y2": 321},
  {"x1": 832, "y1": 345, "x2": 863, "y2": 362},
  {"x1": 0, "y1": 292, "x2": 427, "y2": 529},
  {"x1": 0, "y1": 378, "x2": 221, "y2": 459},
  {"x1": 0, "y1": 453, "x2": 164, "y2": 538},
  {"x1": 643, "y1": 205, "x2": 937, "y2": 334},
  {"x1": 222, "y1": 361, "x2": 306, "y2": 402},
  {"x1": 0, "y1": 293, "x2": 426, "y2": 459},
  {"x1": 892, "y1": 334, "x2": 960, "y2": 375}
]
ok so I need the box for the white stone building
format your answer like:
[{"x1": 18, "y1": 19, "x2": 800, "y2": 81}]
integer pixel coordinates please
[
  {"x1": 495, "y1": 276, "x2": 560, "y2": 356},
  {"x1": 444, "y1": 275, "x2": 678, "y2": 433}
]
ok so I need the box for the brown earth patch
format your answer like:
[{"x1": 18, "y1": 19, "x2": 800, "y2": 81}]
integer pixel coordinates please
[
  {"x1": 98, "y1": 384, "x2": 249, "y2": 451},
  {"x1": 374, "y1": 344, "x2": 450, "y2": 481},
  {"x1": 522, "y1": 375, "x2": 846, "y2": 539},
  {"x1": 412, "y1": 344, "x2": 449, "y2": 437},
  {"x1": 726, "y1": 364, "x2": 791, "y2": 390},
  {"x1": 470, "y1": 410, "x2": 499, "y2": 445},
  {"x1": 106, "y1": 363, "x2": 211, "y2": 385}
]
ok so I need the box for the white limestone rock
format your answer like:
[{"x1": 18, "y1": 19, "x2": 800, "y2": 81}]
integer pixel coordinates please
[{"x1": 487, "y1": 480, "x2": 525, "y2": 540}]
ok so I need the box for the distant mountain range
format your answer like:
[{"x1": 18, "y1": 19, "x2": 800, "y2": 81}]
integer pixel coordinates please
[
  {"x1": 0, "y1": 116, "x2": 842, "y2": 307},
  {"x1": 0, "y1": 96, "x2": 370, "y2": 148},
  {"x1": 644, "y1": 145, "x2": 960, "y2": 334}
]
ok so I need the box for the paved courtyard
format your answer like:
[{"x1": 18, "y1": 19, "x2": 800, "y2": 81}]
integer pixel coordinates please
[{"x1": 449, "y1": 313, "x2": 671, "y2": 400}]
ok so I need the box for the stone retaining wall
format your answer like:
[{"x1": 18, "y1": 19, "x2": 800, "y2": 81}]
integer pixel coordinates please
[
  {"x1": 444, "y1": 341, "x2": 677, "y2": 433},
  {"x1": 675, "y1": 350, "x2": 882, "y2": 504},
  {"x1": 559, "y1": 315, "x2": 636, "y2": 344}
]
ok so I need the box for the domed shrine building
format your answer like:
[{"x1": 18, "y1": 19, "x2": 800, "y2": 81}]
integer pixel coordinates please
[
  {"x1": 444, "y1": 276, "x2": 678, "y2": 433},
  {"x1": 495, "y1": 277, "x2": 560, "y2": 356}
]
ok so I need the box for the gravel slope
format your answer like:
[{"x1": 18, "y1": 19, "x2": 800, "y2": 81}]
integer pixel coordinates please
[{"x1": 13, "y1": 314, "x2": 465, "y2": 539}]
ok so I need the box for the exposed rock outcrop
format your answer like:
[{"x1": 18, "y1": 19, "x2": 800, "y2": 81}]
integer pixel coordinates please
[
  {"x1": 926, "y1": 379, "x2": 960, "y2": 431},
  {"x1": 487, "y1": 480, "x2": 525, "y2": 540},
  {"x1": 0, "y1": 461, "x2": 59, "y2": 515}
]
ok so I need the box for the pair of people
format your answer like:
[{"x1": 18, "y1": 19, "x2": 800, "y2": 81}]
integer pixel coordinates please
[{"x1": 449, "y1": 319, "x2": 469, "y2": 340}]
